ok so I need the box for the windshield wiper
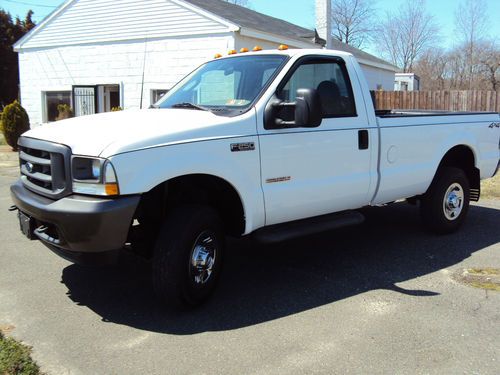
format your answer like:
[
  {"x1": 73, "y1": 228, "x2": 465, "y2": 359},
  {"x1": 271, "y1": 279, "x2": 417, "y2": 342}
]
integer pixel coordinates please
[{"x1": 171, "y1": 102, "x2": 208, "y2": 111}]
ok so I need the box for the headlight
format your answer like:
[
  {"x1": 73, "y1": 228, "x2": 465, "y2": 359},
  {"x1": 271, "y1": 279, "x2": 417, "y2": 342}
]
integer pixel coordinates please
[{"x1": 71, "y1": 156, "x2": 120, "y2": 196}]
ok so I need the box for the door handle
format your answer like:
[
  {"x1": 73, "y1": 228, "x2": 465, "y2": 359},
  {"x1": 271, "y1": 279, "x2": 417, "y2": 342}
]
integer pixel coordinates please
[{"x1": 358, "y1": 130, "x2": 369, "y2": 150}]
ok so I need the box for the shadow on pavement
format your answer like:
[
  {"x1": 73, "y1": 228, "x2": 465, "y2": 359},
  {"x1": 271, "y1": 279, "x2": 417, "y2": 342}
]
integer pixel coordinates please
[{"x1": 61, "y1": 202, "x2": 500, "y2": 334}]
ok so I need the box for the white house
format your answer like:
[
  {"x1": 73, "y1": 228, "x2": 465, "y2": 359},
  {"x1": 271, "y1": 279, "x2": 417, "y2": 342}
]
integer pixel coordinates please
[
  {"x1": 14, "y1": 0, "x2": 397, "y2": 125},
  {"x1": 394, "y1": 73, "x2": 420, "y2": 91}
]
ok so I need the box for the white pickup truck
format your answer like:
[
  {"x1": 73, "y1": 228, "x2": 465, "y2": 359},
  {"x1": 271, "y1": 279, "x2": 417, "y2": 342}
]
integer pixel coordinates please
[{"x1": 11, "y1": 49, "x2": 500, "y2": 307}]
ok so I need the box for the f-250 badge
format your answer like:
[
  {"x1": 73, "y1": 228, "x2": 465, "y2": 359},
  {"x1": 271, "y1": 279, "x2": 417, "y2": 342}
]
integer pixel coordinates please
[{"x1": 489, "y1": 122, "x2": 500, "y2": 128}]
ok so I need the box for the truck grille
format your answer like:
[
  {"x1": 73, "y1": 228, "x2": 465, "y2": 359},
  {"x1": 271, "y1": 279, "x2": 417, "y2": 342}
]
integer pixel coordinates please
[{"x1": 18, "y1": 137, "x2": 72, "y2": 199}]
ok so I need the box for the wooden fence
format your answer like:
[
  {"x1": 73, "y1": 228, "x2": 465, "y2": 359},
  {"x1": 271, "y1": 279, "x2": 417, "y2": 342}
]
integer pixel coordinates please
[{"x1": 371, "y1": 90, "x2": 500, "y2": 112}]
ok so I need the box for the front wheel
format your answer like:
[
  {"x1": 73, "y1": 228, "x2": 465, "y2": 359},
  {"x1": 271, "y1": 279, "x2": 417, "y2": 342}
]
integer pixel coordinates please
[
  {"x1": 420, "y1": 167, "x2": 470, "y2": 234},
  {"x1": 152, "y1": 205, "x2": 225, "y2": 308}
]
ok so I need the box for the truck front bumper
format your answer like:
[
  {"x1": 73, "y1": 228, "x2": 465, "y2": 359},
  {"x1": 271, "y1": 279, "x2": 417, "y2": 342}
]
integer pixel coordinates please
[{"x1": 10, "y1": 180, "x2": 140, "y2": 265}]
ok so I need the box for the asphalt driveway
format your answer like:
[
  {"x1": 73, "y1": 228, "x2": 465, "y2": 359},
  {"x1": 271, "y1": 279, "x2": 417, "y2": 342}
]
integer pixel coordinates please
[{"x1": 0, "y1": 172, "x2": 499, "y2": 374}]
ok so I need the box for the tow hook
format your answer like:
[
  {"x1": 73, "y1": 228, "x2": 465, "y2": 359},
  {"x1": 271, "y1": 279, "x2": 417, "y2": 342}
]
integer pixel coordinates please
[{"x1": 8, "y1": 205, "x2": 18, "y2": 212}]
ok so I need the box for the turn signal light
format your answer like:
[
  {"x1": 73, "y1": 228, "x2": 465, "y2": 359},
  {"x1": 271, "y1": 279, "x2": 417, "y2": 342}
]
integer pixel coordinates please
[
  {"x1": 240, "y1": 47, "x2": 249, "y2": 53},
  {"x1": 214, "y1": 53, "x2": 222, "y2": 59},
  {"x1": 105, "y1": 183, "x2": 119, "y2": 196},
  {"x1": 228, "y1": 49, "x2": 237, "y2": 55},
  {"x1": 278, "y1": 44, "x2": 289, "y2": 50},
  {"x1": 253, "y1": 45, "x2": 263, "y2": 51}
]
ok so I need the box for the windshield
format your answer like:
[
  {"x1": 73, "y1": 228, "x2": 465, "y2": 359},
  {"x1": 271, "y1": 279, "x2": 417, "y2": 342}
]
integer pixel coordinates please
[{"x1": 157, "y1": 55, "x2": 287, "y2": 115}]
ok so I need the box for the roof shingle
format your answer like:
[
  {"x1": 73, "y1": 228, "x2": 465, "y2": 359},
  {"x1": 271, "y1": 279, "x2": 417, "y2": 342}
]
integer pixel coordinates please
[{"x1": 184, "y1": 0, "x2": 396, "y2": 70}]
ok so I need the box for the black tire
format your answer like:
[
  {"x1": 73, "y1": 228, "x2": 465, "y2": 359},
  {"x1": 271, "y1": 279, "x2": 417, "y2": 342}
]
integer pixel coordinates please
[
  {"x1": 420, "y1": 167, "x2": 470, "y2": 234},
  {"x1": 152, "y1": 205, "x2": 225, "y2": 308}
]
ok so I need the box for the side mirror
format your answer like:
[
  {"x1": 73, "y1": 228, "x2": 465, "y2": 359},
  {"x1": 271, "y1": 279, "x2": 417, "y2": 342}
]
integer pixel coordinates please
[
  {"x1": 264, "y1": 88, "x2": 322, "y2": 129},
  {"x1": 294, "y1": 88, "x2": 322, "y2": 128}
]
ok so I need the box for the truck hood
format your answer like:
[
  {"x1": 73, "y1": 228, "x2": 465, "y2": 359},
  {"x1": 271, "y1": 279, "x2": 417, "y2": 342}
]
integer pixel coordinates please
[{"x1": 24, "y1": 109, "x2": 254, "y2": 157}]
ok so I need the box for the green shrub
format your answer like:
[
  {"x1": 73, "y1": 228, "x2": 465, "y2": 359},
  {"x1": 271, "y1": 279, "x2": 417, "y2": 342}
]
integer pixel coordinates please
[
  {"x1": 56, "y1": 104, "x2": 73, "y2": 120},
  {"x1": 111, "y1": 106, "x2": 123, "y2": 111},
  {"x1": 1, "y1": 100, "x2": 30, "y2": 151}
]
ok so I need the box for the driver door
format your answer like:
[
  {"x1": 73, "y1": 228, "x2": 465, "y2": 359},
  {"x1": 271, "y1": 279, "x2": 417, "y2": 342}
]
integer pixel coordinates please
[{"x1": 258, "y1": 56, "x2": 375, "y2": 225}]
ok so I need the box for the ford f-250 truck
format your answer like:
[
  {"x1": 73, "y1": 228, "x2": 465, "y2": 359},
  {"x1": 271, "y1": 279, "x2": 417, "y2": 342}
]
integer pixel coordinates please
[{"x1": 10, "y1": 49, "x2": 500, "y2": 307}]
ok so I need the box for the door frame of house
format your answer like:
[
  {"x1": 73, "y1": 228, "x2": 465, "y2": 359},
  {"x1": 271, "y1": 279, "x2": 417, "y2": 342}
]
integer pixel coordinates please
[
  {"x1": 97, "y1": 85, "x2": 121, "y2": 112},
  {"x1": 72, "y1": 85, "x2": 98, "y2": 117}
]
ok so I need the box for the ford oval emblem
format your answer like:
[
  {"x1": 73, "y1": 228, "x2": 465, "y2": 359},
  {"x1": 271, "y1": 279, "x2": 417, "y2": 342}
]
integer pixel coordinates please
[{"x1": 26, "y1": 162, "x2": 34, "y2": 173}]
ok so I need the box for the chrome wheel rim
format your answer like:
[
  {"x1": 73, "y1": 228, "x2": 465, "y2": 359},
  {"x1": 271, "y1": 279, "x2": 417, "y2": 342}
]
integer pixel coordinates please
[
  {"x1": 443, "y1": 183, "x2": 464, "y2": 221},
  {"x1": 189, "y1": 230, "x2": 217, "y2": 285}
]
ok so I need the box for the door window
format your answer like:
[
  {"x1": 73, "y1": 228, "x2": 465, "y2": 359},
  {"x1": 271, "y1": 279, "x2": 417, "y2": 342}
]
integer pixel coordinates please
[{"x1": 278, "y1": 59, "x2": 357, "y2": 118}]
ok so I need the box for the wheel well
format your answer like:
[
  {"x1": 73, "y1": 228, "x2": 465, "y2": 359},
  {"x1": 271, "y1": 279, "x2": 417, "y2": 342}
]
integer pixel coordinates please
[
  {"x1": 435, "y1": 145, "x2": 480, "y2": 201},
  {"x1": 134, "y1": 174, "x2": 246, "y2": 239}
]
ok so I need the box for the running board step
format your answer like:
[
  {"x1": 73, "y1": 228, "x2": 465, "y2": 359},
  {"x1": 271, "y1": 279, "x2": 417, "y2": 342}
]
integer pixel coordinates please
[{"x1": 252, "y1": 211, "x2": 365, "y2": 243}]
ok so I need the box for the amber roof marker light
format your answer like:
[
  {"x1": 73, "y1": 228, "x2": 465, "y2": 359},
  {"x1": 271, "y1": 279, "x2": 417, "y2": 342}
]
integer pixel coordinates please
[
  {"x1": 228, "y1": 49, "x2": 237, "y2": 55},
  {"x1": 214, "y1": 53, "x2": 222, "y2": 59},
  {"x1": 278, "y1": 44, "x2": 289, "y2": 50},
  {"x1": 252, "y1": 45, "x2": 263, "y2": 51},
  {"x1": 240, "y1": 47, "x2": 249, "y2": 53}
]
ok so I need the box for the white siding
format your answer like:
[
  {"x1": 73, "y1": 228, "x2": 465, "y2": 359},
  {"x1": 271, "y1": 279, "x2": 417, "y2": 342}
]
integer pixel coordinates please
[
  {"x1": 18, "y1": 0, "x2": 233, "y2": 49},
  {"x1": 394, "y1": 74, "x2": 419, "y2": 91},
  {"x1": 359, "y1": 63, "x2": 395, "y2": 91},
  {"x1": 19, "y1": 35, "x2": 233, "y2": 125}
]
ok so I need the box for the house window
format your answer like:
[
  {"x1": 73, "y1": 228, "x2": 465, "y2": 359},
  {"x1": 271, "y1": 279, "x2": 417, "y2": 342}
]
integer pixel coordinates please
[
  {"x1": 151, "y1": 89, "x2": 169, "y2": 104},
  {"x1": 44, "y1": 91, "x2": 71, "y2": 122}
]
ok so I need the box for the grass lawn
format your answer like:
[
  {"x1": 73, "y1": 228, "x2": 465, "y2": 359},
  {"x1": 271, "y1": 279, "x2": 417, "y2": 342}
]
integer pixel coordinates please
[
  {"x1": 0, "y1": 331, "x2": 42, "y2": 375},
  {"x1": 481, "y1": 172, "x2": 500, "y2": 200}
]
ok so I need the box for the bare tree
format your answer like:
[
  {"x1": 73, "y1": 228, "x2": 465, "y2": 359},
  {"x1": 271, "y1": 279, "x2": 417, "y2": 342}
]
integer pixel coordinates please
[
  {"x1": 413, "y1": 41, "x2": 499, "y2": 91},
  {"x1": 330, "y1": 0, "x2": 375, "y2": 49},
  {"x1": 414, "y1": 49, "x2": 448, "y2": 90},
  {"x1": 410, "y1": 1, "x2": 497, "y2": 91},
  {"x1": 222, "y1": 0, "x2": 250, "y2": 6},
  {"x1": 376, "y1": 0, "x2": 439, "y2": 72},
  {"x1": 446, "y1": 47, "x2": 469, "y2": 89},
  {"x1": 477, "y1": 40, "x2": 500, "y2": 91},
  {"x1": 454, "y1": 0, "x2": 489, "y2": 89}
]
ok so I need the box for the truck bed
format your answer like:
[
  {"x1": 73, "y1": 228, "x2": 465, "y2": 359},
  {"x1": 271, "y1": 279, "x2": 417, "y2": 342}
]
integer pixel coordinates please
[{"x1": 372, "y1": 109, "x2": 499, "y2": 205}]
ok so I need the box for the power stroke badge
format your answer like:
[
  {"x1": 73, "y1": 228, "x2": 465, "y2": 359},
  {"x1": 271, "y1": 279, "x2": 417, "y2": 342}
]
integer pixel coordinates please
[{"x1": 230, "y1": 142, "x2": 255, "y2": 152}]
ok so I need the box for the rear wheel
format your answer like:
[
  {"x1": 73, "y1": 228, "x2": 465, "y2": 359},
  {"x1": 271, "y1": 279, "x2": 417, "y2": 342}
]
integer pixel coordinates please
[
  {"x1": 152, "y1": 205, "x2": 225, "y2": 308},
  {"x1": 420, "y1": 167, "x2": 470, "y2": 234}
]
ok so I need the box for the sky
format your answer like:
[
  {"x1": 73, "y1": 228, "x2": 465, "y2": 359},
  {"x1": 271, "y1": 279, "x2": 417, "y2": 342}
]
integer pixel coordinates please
[{"x1": 1, "y1": 0, "x2": 499, "y2": 56}]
